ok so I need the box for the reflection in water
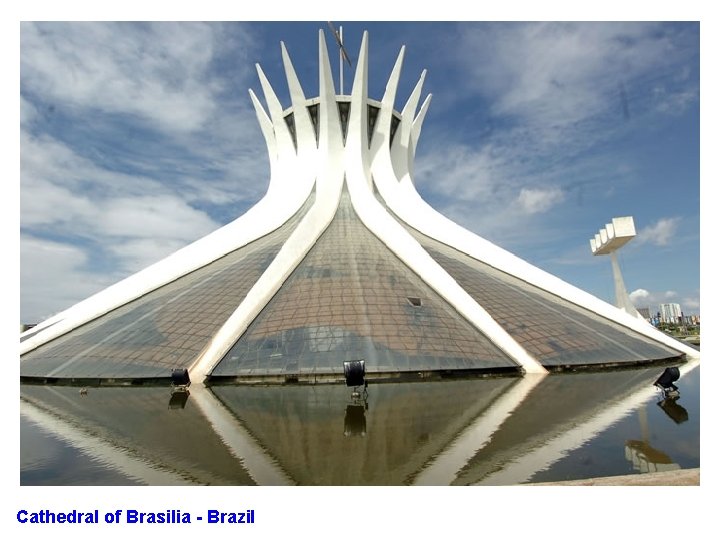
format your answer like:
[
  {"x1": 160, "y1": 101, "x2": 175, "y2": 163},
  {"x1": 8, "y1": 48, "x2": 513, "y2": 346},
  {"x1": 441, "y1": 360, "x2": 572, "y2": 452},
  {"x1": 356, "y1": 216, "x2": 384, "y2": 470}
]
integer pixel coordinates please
[
  {"x1": 210, "y1": 378, "x2": 517, "y2": 484},
  {"x1": 657, "y1": 396, "x2": 689, "y2": 424},
  {"x1": 344, "y1": 405, "x2": 367, "y2": 437},
  {"x1": 20, "y1": 361, "x2": 699, "y2": 485},
  {"x1": 625, "y1": 406, "x2": 679, "y2": 474},
  {"x1": 21, "y1": 385, "x2": 256, "y2": 485},
  {"x1": 625, "y1": 440, "x2": 678, "y2": 473},
  {"x1": 168, "y1": 389, "x2": 190, "y2": 410},
  {"x1": 343, "y1": 381, "x2": 369, "y2": 437}
]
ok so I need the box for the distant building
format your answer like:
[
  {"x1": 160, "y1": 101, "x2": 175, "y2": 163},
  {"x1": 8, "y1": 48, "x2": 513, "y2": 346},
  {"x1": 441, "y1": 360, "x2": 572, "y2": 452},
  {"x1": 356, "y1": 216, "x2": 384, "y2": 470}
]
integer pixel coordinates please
[
  {"x1": 637, "y1": 307, "x2": 651, "y2": 320},
  {"x1": 660, "y1": 303, "x2": 682, "y2": 323}
]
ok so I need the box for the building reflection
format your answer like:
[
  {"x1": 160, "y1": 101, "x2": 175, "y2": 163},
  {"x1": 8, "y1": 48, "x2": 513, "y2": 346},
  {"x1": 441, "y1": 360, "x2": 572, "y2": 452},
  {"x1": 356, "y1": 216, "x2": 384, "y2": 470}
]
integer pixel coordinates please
[
  {"x1": 20, "y1": 360, "x2": 698, "y2": 485},
  {"x1": 625, "y1": 407, "x2": 679, "y2": 474}
]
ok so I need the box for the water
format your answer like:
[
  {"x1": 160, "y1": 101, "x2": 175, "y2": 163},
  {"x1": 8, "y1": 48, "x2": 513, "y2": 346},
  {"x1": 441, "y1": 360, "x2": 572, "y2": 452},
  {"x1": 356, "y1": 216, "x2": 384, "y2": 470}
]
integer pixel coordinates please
[{"x1": 20, "y1": 362, "x2": 700, "y2": 485}]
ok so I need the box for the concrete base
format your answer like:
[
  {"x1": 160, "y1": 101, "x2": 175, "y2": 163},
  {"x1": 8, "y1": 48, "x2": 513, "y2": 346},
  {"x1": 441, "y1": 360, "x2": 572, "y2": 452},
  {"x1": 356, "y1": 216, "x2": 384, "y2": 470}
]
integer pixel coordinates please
[{"x1": 528, "y1": 468, "x2": 699, "y2": 486}]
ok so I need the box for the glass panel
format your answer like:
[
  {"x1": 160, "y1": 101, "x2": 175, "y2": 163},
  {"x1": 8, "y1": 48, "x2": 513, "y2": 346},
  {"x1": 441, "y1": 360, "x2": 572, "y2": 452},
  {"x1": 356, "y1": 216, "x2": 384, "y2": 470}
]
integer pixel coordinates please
[
  {"x1": 283, "y1": 111, "x2": 296, "y2": 149},
  {"x1": 20, "y1": 194, "x2": 314, "y2": 380},
  {"x1": 404, "y1": 224, "x2": 683, "y2": 367},
  {"x1": 307, "y1": 103, "x2": 319, "y2": 144},
  {"x1": 337, "y1": 101, "x2": 350, "y2": 143},
  {"x1": 367, "y1": 104, "x2": 379, "y2": 146},
  {"x1": 213, "y1": 187, "x2": 516, "y2": 379}
]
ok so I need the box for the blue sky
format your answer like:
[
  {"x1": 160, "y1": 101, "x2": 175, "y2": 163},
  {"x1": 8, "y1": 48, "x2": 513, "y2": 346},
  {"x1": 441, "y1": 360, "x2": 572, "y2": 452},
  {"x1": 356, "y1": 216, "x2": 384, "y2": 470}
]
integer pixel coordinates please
[{"x1": 19, "y1": 20, "x2": 701, "y2": 324}]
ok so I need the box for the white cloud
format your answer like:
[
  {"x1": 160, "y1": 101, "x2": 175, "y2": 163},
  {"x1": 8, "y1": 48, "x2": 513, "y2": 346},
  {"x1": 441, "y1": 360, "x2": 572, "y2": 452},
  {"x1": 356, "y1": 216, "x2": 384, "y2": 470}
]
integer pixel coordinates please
[
  {"x1": 457, "y1": 22, "x2": 697, "y2": 127},
  {"x1": 20, "y1": 127, "x2": 221, "y2": 317},
  {"x1": 433, "y1": 23, "x2": 699, "y2": 241},
  {"x1": 99, "y1": 195, "x2": 218, "y2": 243},
  {"x1": 21, "y1": 130, "x2": 162, "y2": 197},
  {"x1": 629, "y1": 288, "x2": 650, "y2": 303},
  {"x1": 21, "y1": 236, "x2": 117, "y2": 322},
  {"x1": 415, "y1": 144, "x2": 501, "y2": 204},
  {"x1": 21, "y1": 22, "x2": 230, "y2": 133},
  {"x1": 516, "y1": 186, "x2": 565, "y2": 214},
  {"x1": 19, "y1": 22, "x2": 268, "y2": 323},
  {"x1": 411, "y1": 24, "x2": 699, "y2": 253},
  {"x1": 652, "y1": 86, "x2": 697, "y2": 115},
  {"x1": 21, "y1": 130, "x2": 217, "y2": 242},
  {"x1": 636, "y1": 217, "x2": 681, "y2": 246},
  {"x1": 106, "y1": 238, "x2": 192, "y2": 275},
  {"x1": 414, "y1": 138, "x2": 584, "y2": 252},
  {"x1": 20, "y1": 95, "x2": 38, "y2": 127}
]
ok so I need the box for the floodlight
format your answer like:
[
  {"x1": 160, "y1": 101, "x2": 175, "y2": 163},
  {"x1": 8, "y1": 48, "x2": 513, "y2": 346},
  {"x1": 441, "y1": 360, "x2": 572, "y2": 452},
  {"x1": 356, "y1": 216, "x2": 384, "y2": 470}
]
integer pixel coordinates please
[
  {"x1": 171, "y1": 368, "x2": 190, "y2": 387},
  {"x1": 343, "y1": 360, "x2": 365, "y2": 388},
  {"x1": 654, "y1": 366, "x2": 680, "y2": 397}
]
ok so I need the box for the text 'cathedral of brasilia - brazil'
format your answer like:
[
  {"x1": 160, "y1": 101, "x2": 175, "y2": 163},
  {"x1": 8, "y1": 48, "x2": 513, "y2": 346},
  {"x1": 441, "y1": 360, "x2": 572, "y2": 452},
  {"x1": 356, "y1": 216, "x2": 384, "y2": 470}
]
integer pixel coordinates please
[{"x1": 20, "y1": 30, "x2": 699, "y2": 386}]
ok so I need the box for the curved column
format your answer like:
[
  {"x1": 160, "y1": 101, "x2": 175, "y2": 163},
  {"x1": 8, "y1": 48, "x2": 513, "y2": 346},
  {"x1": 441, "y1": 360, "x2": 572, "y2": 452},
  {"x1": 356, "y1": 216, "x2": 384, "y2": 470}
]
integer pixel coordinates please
[
  {"x1": 346, "y1": 34, "x2": 546, "y2": 374},
  {"x1": 406, "y1": 94, "x2": 431, "y2": 184},
  {"x1": 189, "y1": 30, "x2": 346, "y2": 383},
  {"x1": 394, "y1": 167, "x2": 697, "y2": 358},
  {"x1": 21, "y1": 67, "x2": 316, "y2": 357},
  {"x1": 390, "y1": 69, "x2": 425, "y2": 184},
  {"x1": 372, "y1": 65, "x2": 697, "y2": 361}
]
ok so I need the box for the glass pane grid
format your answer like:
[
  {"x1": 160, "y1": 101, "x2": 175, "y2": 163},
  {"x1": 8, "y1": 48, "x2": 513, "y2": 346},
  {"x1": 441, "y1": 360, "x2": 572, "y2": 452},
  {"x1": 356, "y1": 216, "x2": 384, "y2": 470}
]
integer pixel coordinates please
[
  {"x1": 21, "y1": 195, "x2": 314, "y2": 379},
  {"x1": 405, "y1": 225, "x2": 681, "y2": 366},
  {"x1": 214, "y1": 189, "x2": 515, "y2": 377}
]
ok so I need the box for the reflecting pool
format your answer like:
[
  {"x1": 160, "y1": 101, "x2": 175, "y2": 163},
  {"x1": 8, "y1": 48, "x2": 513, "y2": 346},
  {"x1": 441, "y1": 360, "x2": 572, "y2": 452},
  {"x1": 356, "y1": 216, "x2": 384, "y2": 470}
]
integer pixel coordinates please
[{"x1": 20, "y1": 361, "x2": 699, "y2": 485}]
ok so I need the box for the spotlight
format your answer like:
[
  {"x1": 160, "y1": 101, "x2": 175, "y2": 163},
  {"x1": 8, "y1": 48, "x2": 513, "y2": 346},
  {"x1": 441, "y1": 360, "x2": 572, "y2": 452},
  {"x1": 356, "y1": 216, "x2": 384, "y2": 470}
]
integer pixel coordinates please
[
  {"x1": 171, "y1": 368, "x2": 191, "y2": 388},
  {"x1": 343, "y1": 360, "x2": 365, "y2": 388},
  {"x1": 654, "y1": 367, "x2": 680, "y2": 397}
]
